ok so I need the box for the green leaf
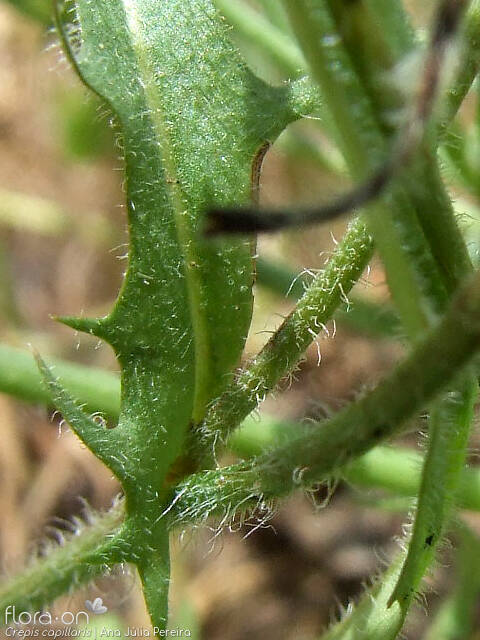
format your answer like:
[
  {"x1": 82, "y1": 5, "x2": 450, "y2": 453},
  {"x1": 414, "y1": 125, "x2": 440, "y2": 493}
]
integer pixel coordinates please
[
  {"x1": 48, "y1": 0, "x2": 317, "y2": 627},
  {"x1": 35, "y1": 353, "x2": 128, "y2": 481},
  {"x1": 55, "y1": 0, "x2": 316, "y2": 488}
]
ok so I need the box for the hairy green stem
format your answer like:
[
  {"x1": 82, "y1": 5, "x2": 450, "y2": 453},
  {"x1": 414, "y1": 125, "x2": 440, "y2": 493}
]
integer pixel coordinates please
[
  {"x1": 2, "y1": 1, "x2": 479, "y2": 628},
  {"x1": 3, "y1": 353, "x2": 480, "y2": 512},
  {"x1": 199, "y1": 0, "x2": 479, "y2": 460},
  {"x1": 389, "y1": 373, "x2": 477, "y2": 611},
  {"x1": 175, "y1": 270, "x2": 480, "y2": 524},
  {"x1": 198, "y1": 217, "x2": 373, "y2": 452},
  {"x1": 230, "y1": 418, "x2": 480, "y2": 512},
  {"x1": 3, "y1": 343, "x2": 480, "y2": 512},
  {"x1": 5, "y1": 440, "x2": 480, "y2": 622},
  {"x1": 256, "y1": 256, "x2": 401, "y2": 338},
  {"x1": 0, "y1": 504, "x2": 126, "y2": 617},
  {"x1": 286, "y1": 5, "x2": 478, "y2": 632},
  {"x1": 323, "y1": 0, "x2": 473, "y2": 294},
  {"x1": 135, "y1": 529, "x2": 171, "y2": 633}
]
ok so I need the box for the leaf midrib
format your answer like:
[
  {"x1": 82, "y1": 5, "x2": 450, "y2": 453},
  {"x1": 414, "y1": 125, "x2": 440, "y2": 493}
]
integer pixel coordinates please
[{"x1": 122, "y1": 0, "x2": 211, "y2": 423}]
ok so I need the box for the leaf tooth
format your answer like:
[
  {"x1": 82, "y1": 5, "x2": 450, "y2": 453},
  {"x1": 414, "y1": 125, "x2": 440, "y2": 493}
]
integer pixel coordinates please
[
  {"x1": 56, "y1": 315, "x2": 107, "y2": 339},
  {"x1": 35, "y1": 352, "x2": 129, "y2": 482},
  {"x1": 286, "y1": 75, "x2": 322, "y2": 119}
]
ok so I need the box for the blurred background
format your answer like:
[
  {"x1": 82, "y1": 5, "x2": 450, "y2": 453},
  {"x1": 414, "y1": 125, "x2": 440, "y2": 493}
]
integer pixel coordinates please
[{"x1": 0, "y1": 1, "x2": 479, "y2": 638}]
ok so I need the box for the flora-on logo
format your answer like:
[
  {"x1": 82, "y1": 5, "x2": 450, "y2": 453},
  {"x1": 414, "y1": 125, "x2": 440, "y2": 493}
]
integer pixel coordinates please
[
  {"x1": 4, "y1": 605, "x2": 89, "y2": 625},
  {"x1": 85, "y1": 598, "x2": 107, "y2": 615}
]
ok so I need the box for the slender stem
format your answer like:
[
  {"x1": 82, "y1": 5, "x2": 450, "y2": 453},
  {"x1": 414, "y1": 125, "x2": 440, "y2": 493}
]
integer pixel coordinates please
[
  {"x1": 174, "y1": 269, "x2": 480, "y2": 524},
  {"x1": 363, "y1": 0, "x2": 415, "y2": 57},
  {"x1": 283, "y1": 0, "x2": 383, "y2": 176},
  {"x1": 255, "y1": 256, "x2": 401, "y2": 339},
  {"x1": 230, "y1": 418, "x2": 480, "y2": 512},
  {"x1": 283, "y1": 0, "x2": 447, "y2": 335},
  {"x1": 400, "y1": 152, "x2": 473, "y2": 293},
  {"x1": 198, "y1": 217, "x2": 373, "y2": 452},
  {"x1": 255, "y1": 256, "x2": 310, "y2": 299},
  {"x1": 136, "y1": 529, "x2": 171, "y2": 633},
  {"x1": 6, "y1": 437, "x2": 480, "y2": 620},
  {"x1": 345, "y1": 446, "x2": 480, "y2": 512},
  {"x1": 255, "y1": 0, "x2": 292, "y2": 33},
  {"x1": 322, "y1": 0, "x2": 473, "y2": 294},
  {"x1": 325, "y1": 0, "x2": 478, "y2": 626},
  {"x1": 3, "y1": 359, "x2": 480, "y2": 513},
  {"x1": 390, "y1": 372, "x2": 477, "y2": 611},
  {"x1": 424, "y1": 523, "x2": 480, "y2": 640},
  {"x1": 439, "y1": 0, "x2": 480, "y2": 134},
  {"x1": 282, "y1": 7, "x2": 478, "y2": 627},
  {"x1": 365, "y1": 195, "x2": 446, "y2": 331},
  {"x1": 324, "y1": 0, "x2": 399, "y2": 136},
  {"x1": 0, "y1": 344, "x2": 120, "y2": 419},
  {"x1": 200, "y1": 0, "x2": 480, "y2": 455},
  {"x1": 0, "y1": 504, "x2": 126, "y2": 616},
  {"x1": 277, "y1": 127, "x2": 347, "y2": 175},
  {"x1": 213, "y1": 0, "x2": 306, "y2": 77}
]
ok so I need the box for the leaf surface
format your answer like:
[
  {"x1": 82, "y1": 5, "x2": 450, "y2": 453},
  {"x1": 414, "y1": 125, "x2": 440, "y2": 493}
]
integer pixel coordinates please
[{"x1": 57, "y1": 0, "x2": 316, "y2": 491}]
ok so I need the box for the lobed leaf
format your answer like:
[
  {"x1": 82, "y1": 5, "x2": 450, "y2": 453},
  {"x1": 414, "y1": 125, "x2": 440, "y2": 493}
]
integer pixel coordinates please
[{"x1": 55, "y1": 0, "x2": 317, "y2": 496}]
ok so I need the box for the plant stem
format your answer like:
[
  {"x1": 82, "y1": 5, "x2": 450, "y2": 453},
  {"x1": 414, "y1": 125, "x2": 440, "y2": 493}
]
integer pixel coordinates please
[
  {"x1": 283, "y1": 0, "x2": 448, "y2": 335},
  {"x1": 5, "y1": 436, "x2": 480, "y2": 621},
  {"x1": 256, "y1": 256, "x2": 401, "y2": 338},
  {"x1": 198, "y1": 217, "x2": 373, "y2": 452},
  {"x1": 230, "y1": 417, "x2": 480, "y2": 512},
  {"x1": 283, "y1": 0, "x2": 383, "y2": 175},
  {"x1": 344, "y1": 446, "x2": 480, "y2": 512},
  {"x1": 135, "y1": 529, "x2": 171, "y2": 633},
  {"x1": 3, "y1": 361, "x2": 480, "y2": 514},
  {"x1": 322, "y1": 0, "x2": 473, "y2": 294},
  {"x1": 439, "y1": 0, "x2": 480, "y2": 133},
  {"x1": 0, "y1": 504, "x2": 126, "y2": 616},
  {"x1": 363, "y1": 0, "x2": 415, "y2": 58},
  {"x1": 423, "y1": 523, "x2": 480, "y2": 640},
  {"x1": 200, "y1": 0, "x2": 480, "y2": 458},
  {"x1": 255, "y1": 0, "x2": 292, "y2": 33},
  {"x1": 283, "y1": 6, "x2": 478, "y2": 628},
  {"x1": 400, "y1": 152, "x2": 473, "y2": 293},
  {"x1": 389, "y1": 372, "x2": 477, "y2": 611},
  {"x1": 174, "y1": 270, "x2": 480, "y2": 524},
  {"x1": 213, "y1": 0, "x2": 306, "y2": 77},
  {"x1": 0, "y1": 344, "x2": 120, "y2": 419}
]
